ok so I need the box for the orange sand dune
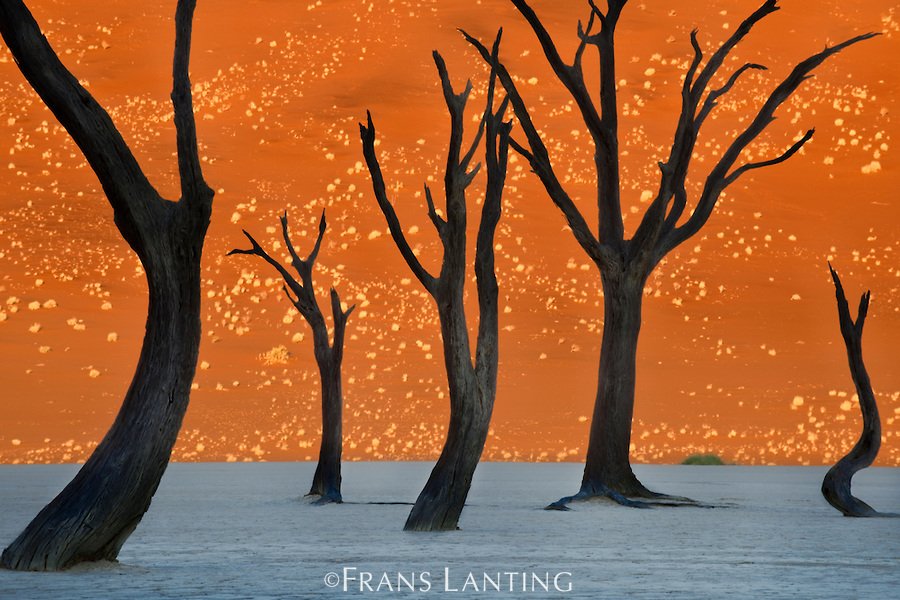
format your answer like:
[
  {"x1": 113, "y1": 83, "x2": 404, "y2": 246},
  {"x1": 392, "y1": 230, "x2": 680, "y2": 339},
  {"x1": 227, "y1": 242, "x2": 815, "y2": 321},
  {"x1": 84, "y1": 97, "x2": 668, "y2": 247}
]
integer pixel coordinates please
[{"x1": 0, "y1": 0, "x2": 898, "y2": 466}]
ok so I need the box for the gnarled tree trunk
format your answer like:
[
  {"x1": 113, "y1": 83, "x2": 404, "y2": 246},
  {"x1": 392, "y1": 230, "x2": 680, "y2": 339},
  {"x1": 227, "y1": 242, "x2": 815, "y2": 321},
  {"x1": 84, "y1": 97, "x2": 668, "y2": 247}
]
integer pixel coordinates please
[
  {"x1": 0, "y1": 0, "x2": 213, "y2": 570},
  {"x1": 821, "y1": 265, "x2": 894, "y2": 518},
  {"x1": 230, "y1": 212, "x2": 353, "y2": 504},
  {"x1": 361, "y1": 44, "x2": 510, "y2": 531}
]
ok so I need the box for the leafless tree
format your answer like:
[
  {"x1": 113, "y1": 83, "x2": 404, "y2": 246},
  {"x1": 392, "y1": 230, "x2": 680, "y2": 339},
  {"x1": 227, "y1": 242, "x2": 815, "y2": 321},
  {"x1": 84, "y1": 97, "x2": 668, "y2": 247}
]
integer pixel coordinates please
[
  {"x1": 821, "y1": 265, "x2": 897, "y2": 518},
  {"x1": 359, "y1": 42, "x2": 511, "y2": 530},
  {"x1": 229, "y1": 211, "x2": 354, "y2": 504},
  {"x1": 0, "y1": 0, "x2": 214, "y2": 570},
  {"x1": 465, "y1": 0, "x2": 876, "y2": 508}
]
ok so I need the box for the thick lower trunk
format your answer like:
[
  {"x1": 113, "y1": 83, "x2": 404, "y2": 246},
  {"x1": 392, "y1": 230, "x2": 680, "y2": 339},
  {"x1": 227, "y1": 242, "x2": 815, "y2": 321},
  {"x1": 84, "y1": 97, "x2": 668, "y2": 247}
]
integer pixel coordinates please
[
  {"x1": 580, "y1": 272, "x2": 653, "y2": 498},
  {"x1": 403, "y1": 374, "x2": 492, "y2": 531},
  {"x1": 1, "y1": 233, "x2": 203, "y2": 571},
  {"x1": 404, "y1": 300, "x2": 495, "y2": 531},
  {"x1": 820, "y1": 344, "x2": 881, "y2": 517},
  {"x1": 309, "y1": 357, "x2": 343, "y2": 503}
]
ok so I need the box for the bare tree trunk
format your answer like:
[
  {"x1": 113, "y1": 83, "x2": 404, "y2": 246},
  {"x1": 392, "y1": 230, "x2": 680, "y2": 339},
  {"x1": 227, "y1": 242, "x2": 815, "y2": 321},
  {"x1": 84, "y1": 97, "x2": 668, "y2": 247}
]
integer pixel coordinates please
[
  {"x1": 2, "y1": 214, "x2": 207, "y2": 570},
  {"x1": 403, "y1": 298, "x2": 494, "y2": 531},
  {"x1": 581, "y1": 271, "x2": 646, "y2": 497},
  {"x1": 821, "y1": 265, "x2": 895, "y2": 518},
  {"x1": 309, "y1": 353, "x2": 343, "y2": 502},
  {"x1": 0, "y1": 0, "x2": 213, "y2": 570}
]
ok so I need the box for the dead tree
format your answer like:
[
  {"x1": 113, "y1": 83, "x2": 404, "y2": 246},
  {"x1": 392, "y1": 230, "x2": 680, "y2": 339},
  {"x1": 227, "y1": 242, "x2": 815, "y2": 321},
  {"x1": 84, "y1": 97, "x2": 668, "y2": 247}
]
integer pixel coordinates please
[
  {"x1": 359, "y1": 43, "x2": 511, "y2": 531},
  {"x1": 0, "y1": 0, "x2": 213, "y2": 570},
  {"x1": 465, "y1": 0, "x2": 876, "y2": 508},
  {"x1": 821, "y1": 265, "x2": 895, "y2": 518},
  {"x1": 229, "y1": 211, "x2": 354, "y2": 504}
]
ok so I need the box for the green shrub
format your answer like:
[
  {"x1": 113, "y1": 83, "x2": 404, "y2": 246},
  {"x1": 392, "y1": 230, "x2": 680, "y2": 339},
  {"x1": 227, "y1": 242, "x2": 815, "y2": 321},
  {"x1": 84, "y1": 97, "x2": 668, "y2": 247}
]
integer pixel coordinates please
[{"x1": 681, "y1": 453, "x2": 726, "y2": 465}]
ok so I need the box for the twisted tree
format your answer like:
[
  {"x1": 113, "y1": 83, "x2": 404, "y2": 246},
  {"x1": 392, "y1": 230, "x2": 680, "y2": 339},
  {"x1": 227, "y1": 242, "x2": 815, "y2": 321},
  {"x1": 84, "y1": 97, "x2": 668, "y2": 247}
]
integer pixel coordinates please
[
  {"x1": 0, "y1": 0, "x2": 214, "y2": 570},
  {"x1": 465, "y1": 0, "x2": 876, "y2": 508},
  {"x1": 229, "y1": 211, "x2": 354, "y2": 504},
  {"x1": 360, "y1": 42, "x2": 511, "y2": 531},
  {"x1": 821, "y1": 265, "x2": 896, "y2": 518}
]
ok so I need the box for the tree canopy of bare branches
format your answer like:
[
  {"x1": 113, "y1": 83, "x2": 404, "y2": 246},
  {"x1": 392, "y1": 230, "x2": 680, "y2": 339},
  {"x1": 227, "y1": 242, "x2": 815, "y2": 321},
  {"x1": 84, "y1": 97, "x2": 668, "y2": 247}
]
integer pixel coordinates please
[{"x1": 464, "y1": 0, "x2": 876, "y2": 507}]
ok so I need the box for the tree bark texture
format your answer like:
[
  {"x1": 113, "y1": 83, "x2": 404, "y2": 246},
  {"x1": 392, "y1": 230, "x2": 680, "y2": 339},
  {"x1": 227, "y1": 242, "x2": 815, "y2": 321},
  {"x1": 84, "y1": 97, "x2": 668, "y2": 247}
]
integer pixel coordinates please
[
  {"x1": 580, "y1": 269, "x2": 648, "y2": 497},
  {"x1": 821, "y1": 265, "x2": 892, "y2": 518},
  {"x1": 229, "y1": 212, "x2": 353, "y2": 504},
  {"x1": 0, "y1": 0, "x2": 213, "y2": 570},
  {"x1": 465, "y1": 0, "x2": 875, "y2": 507},
  {"x1": 361, "y1": 46, "x2": 510, "y2": 531}
]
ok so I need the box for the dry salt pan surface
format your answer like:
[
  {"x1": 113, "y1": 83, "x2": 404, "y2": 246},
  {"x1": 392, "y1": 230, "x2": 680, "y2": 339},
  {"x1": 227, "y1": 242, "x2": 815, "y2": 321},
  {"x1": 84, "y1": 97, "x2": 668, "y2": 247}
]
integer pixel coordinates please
[{"x1": 1, "y1": 463, "x2": 899, "y2": 599}]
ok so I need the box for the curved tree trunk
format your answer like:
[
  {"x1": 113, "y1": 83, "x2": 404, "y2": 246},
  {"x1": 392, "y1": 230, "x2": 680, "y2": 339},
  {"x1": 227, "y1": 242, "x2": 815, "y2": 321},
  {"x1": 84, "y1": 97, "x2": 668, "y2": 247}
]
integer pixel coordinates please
[
  {"x1": 821, "y1": 265, "x2": 892, "y2": 518},
  {"x1": 1, "y1": 206, "x2": 210, "y2": 570},
  {"x1": 0, "y1": 0, "x2": 213, "y2": 570},
  {"x1": 403, "y1": 299, "x2": 495, "y2": 531}
]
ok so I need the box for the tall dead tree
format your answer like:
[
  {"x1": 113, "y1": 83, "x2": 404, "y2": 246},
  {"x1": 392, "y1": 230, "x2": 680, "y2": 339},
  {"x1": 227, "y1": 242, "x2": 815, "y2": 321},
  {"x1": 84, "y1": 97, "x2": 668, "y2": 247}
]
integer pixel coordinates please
[
  {"x1": 465, "y1": 0, "x2": 875, "y2": 507},
  {"x1": 360, "y1": 43, "x2": 511, "y2": 531},
  {"x1": 0, "y1": 1, "x2": 213, "y2": 570},
  {"x1": 821, "y1": 265, "x2": 895, "y2": 518},
  {"x1": 229, "y1": 211, "x2": 354, "y2": 504}
]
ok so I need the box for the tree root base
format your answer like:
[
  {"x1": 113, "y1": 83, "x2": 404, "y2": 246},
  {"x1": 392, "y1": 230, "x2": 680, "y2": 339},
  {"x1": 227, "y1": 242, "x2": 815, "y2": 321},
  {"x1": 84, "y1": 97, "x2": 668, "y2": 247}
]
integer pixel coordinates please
[
  {"x1": 546, "y1": 484, "x2": 713, "y2": 511},
  {"x1": 303, "y1": 493, "x2": 342, "y2": 506}
]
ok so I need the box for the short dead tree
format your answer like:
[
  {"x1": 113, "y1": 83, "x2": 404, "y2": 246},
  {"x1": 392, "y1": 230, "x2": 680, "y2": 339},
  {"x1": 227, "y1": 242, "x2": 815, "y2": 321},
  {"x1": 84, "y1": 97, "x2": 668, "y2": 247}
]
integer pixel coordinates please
[
  {"x1": 230, "y1": 211, "x2": 354, "y2": 504},
  {"x1": 821, "y1": 264, "x2": 897, "y2": 518}
]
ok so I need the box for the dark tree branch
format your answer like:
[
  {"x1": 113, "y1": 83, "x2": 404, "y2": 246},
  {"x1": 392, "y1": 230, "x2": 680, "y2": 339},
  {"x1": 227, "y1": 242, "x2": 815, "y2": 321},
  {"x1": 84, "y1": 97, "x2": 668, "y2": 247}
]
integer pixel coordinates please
[
  {"x1": 696, "y1": 62, "x2": 768, "y2": 128},
  {"x1": 359, "y1": 111, "x2": 439, "y2": 296},
  {"x1": 475, "y1": 55, "x2": 512, "y2": 382},
  {"x1": 508, "y1": 136, "x2": 535, "y2": 164},
  {"x1": 690, "y1": 0, "x2": 780, "y2": 102},
  {"x1": 461, "y1": 117, "x2": 486, "y2": 171},
  {"x1": 307, "y1": 210, "x2": 328, "y2": 265},
  {"x1": 509, "y1": 0, "x2": 624, "y2": 246},
  {"x1": 228, "y1": 230, "x2": 308, "y2": 312},
  {"x1": 724, "y1": 128, "x2": 814, "y2": 186},
  {"x1": 633, "y1": 1, "x2": 780, "y2": 252},
  {"x1": 462, "y1": 28, "x2": 612, "y2": 268},
  {"x1": 279, "y1": 211, "x2": 308, "y2": 277},
  {"x1": 330, "y1": 288, "x2": 355, "y2": 365},
  {"x1": 423, "y1": 184, "x2": 447, "y2": 238},
  {"x1": 662, "y1": 31, "x2": 877, "y2": 254},
  {"x1": 172, "y1": 0, "x2": 211, "y2": 208},
  {"x1": 433, "y1": 50, "x2": 473, "y2": 241},
  {"x1": 574, "y1": 11, "x2": 598, "y2": 70},
  {"x1": 0, "y1": 0, "x2": 164, "y2": 252}
]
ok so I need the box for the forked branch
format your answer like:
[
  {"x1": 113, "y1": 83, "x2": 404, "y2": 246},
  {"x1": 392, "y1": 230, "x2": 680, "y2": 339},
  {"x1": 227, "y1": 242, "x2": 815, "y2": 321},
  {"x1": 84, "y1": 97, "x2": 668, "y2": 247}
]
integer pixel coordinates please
[
  {"x1": 462, "y1": 28, "x2": 611, "y2": 268},
  {"x1": 660, "y1": 31, "x2": 877, "y2": 254},
  {"x1": 228, "y1": 212, "x2": 348, "y2": 341}
]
